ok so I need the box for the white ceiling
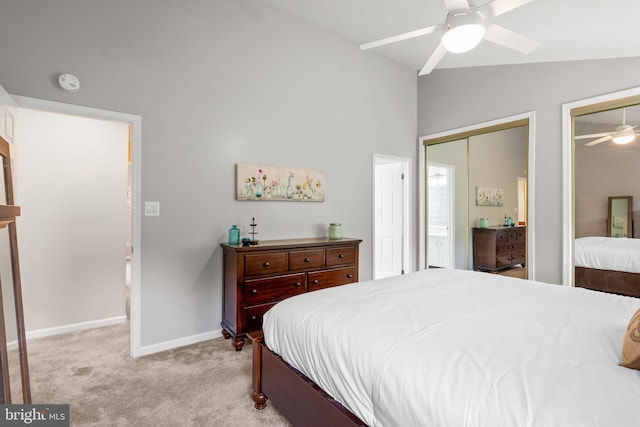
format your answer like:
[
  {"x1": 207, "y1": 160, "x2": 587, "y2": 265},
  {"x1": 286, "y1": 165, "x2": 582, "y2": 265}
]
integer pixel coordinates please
[{"x1": 262, "y1": 0, "x2": 640, "y2": 72}]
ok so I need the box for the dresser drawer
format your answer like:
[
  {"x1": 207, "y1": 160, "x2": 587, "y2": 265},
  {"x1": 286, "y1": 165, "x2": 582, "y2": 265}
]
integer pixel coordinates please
[
  {"x1": 308, "y1": 267, "x2": 357, "y2": 292},
  {"x1": 244, "y1": 251, "x2": 288, "y2": 276},
  {"x1": 496, "y1": 243, "x2": 512, "y2": 256},
  {"x1": 244, "y1": 273, "x2": 306, "y2": 306},
  {"x1": 496, "y1": 230, "x2": 509, "y2": 244},
  {"x1": 326, "y1": 246, "x2": 356, "y2": 267},
  {"x1": 243, "y1": 304, "x2": 276, "y2": 333},
  {"x1": 497, "y1": 254, "x2": 513, "y2": 268},
  {"x1": 289, "y1": 248, "x2": 325, "y2": 270},
  {"x1": 516, "y1": 228, "x2": 526, "y2": 241}
]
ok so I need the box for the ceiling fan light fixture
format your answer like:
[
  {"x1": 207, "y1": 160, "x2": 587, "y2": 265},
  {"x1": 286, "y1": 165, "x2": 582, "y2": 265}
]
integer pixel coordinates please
[
  {"x1": 442, "y1": 11, "x2": 486, "y2": 53},
  {"x1": 612, "y1": 125, "x2": 636, "y2": 145},
  {"x1": 612, "y1": 134, "x2": 635, "y2": 145}
]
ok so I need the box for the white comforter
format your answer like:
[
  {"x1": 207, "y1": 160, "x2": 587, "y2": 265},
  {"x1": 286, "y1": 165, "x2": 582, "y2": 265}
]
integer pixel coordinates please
[
  {"x1": 575, "y1": 236, "x2": 640, "y2": 273},
  {"x1": 263, "y1": 268, "x2": 640, "y2": 427}
]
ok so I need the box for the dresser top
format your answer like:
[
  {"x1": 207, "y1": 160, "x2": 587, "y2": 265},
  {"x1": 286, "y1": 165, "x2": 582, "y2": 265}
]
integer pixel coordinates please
[
  {"x1": 474, "y1": 225, "x2": 526, "y2": 229},
  {"x1": 221, "y1": 237, "x2": 362, "y2": 252}
]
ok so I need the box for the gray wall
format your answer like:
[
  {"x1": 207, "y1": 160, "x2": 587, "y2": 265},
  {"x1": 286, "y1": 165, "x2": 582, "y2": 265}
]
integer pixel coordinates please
[
  {"x1": 418, "y1": 57, "x2": 640, "y2": 284},
  {"x1": 0, "y1": 1, "x2": 417, "y2": 348}
]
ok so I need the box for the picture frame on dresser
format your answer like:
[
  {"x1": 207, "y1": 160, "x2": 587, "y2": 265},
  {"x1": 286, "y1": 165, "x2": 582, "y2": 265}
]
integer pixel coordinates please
[{"x1": 220, "y1": 237, "x2": 362, "y2": 350}]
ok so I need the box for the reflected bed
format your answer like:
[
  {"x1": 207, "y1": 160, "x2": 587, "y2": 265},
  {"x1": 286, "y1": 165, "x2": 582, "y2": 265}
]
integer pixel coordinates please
[{"x1": 575, "y1": 236, "x2": 640, "y2": 297}]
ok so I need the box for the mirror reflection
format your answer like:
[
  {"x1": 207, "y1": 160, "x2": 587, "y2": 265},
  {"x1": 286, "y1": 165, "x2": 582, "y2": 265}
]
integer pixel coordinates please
[
  {"x1": 426, "y1": 125, "x2": 528, "y2": 279},
  {"x1": 427, "y1": 139, "x2": 468, "y2": 269},
  {"x1": 573, "y1": 102, "x2": 640, "y2": 297},
  {"x1": 608, "y1": 196, "x2": 632, "y2": 238},
  {"x1": 574, "y1": 104, "x2": 639, "y2": 240}
]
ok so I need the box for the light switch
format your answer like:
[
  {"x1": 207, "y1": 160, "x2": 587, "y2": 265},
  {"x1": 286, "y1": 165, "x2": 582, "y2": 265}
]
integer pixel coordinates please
[{"x1": 145, "y1": 201, "x2": 160, "y2": 216}]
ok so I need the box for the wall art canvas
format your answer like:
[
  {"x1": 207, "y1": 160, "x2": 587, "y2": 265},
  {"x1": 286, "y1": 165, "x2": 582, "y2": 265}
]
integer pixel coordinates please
[
  {"x1": 236, "y1": 163, "x2": 325, "y2": 202},
  {"x1": 476, "y1": 186, "x2": 504, "y2": 206}
]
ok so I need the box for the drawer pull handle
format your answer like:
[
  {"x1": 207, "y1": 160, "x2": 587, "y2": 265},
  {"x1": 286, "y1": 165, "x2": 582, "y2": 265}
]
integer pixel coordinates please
[
  {"x1": 251, "y1": 289, "x2": 258, "y2": 295},
  {"x1": 295, "y1": 282, "x2": 302, "y2": 287},
  {"x1": 312, "y1": 279, "x2": 319, "y2": 285},
  {"x1": 338, "y1": 254, "x2": 344, "y2": 259},
  {"x1": 304, "y1": 258, "x2": 311, "y2": 263},
  {"x1": 347, "y1": 274, "x2": 353, "y2": 279},
  {"x1": 263, "y1": 262, "x2": 270, "y2": 267},
  {"x1": 251, "y1": 315, "x2": 257, "y2": 320}
]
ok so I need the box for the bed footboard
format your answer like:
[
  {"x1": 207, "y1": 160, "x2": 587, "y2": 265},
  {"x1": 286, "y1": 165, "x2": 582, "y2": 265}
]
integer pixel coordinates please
[
  {"x1": 575, "y1": 267, "x2": 640, "y2": 298},
  {"x1": 248, "y1": 330, "x2": 367, "y2": 427}
]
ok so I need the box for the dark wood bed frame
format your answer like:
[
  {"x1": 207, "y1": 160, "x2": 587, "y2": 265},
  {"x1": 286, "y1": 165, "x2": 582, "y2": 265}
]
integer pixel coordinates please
[
  {"x1": 249, "y1": 271, "x2": 640, "y2": 426},
  {"x1": 249, "y1": 331, "x2": 367, "y2": 427},
  {"x1": 575, "y1": 267, "x2": 640, "y2": 298}
]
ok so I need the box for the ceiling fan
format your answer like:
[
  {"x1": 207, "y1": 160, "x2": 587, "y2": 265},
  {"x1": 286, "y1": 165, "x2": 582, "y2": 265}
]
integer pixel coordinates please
[
  {"x1": 360, "y1": 0, "x2": 539, "y2": 75},
  {"x1": 575, "y1": 108, "x2": 640, "y2": 146}
]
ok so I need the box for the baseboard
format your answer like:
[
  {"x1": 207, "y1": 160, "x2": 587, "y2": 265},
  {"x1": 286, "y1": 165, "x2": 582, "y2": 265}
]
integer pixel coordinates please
[
  {"x1": 133, "y1": 328, "x2": 224, "y2": 358},
  {"x1": 7, "y1": 315, "x2": 128, "y2": 350}
]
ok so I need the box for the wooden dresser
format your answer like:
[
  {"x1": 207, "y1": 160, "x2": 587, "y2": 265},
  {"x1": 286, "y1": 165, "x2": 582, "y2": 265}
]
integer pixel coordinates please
[
  {"x1": 220, "y1": 237, "x2": 361, "y2": 350},
  {"x1": 472, "y1": 226, "x2": 526, "y2": 272}
]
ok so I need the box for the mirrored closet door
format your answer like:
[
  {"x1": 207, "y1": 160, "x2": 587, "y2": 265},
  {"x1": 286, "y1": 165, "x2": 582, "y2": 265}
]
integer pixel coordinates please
[{"x1": 424, "y1": 120, "x2": 529, "y2": 278}]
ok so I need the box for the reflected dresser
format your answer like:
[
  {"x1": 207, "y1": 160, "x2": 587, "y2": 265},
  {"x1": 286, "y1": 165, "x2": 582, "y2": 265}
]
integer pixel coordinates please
[{"x1": 472, "y1": 226, "x2": 526, "y2": 273}]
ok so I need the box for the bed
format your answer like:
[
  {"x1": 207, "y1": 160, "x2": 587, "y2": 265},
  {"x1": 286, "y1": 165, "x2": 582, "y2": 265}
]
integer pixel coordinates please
[
  {"x1": 251, "y1": 268, "x2": 640, "y2": 427},
  {"x1": 574, "y1": 236, "x2": 640, "y2": 297}
]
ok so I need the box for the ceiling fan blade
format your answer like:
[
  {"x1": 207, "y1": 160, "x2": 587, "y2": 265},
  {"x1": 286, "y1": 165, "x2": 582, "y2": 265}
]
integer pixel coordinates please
[
  {"x1": 360, "y1": 24, "x2": 443, "y2": 50},
  {"x1": 486, "y1": 0, "x2": 535, "y2": 17},
  {"x1": 419, "y1": 43, "x2": 448, "y2": 76},
  {"x1": 585, "y1": 135, "x2": 612, "y2": 146},
  {"x1": 575, "y1": 132, "x2": 614, "y2": 140},
  {"x1": 444, "y1": 0, "x2": 471, "y2": 12},
  {"x1": 484, "y1": 23, "x2": 539, "y2": 54}
]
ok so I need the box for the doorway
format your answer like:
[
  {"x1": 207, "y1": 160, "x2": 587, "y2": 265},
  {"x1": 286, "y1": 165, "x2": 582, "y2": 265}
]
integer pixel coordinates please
[
  {"x1": 373, "y1": 154, "x2": 410, "y2": 279},
  {"x1": 427, "y1": 162, "x2": 454, "y2": 268},
  {"x1": 13, "y1": 96, "x2": 142, "y2": 357}
]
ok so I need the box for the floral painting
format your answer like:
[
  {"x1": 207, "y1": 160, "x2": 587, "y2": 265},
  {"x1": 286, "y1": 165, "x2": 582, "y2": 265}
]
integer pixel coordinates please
[
  {"x1": 476, "y1": 186, "x2": 504, "y2": 206},
  {"x1": 236, "y1": 163, "x2": 325, "y2": 202}
]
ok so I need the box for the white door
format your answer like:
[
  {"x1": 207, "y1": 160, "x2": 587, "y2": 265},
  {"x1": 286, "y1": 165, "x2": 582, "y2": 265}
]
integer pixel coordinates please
[
  {"x1": 374, "y1": 157, "x2": 407, "y2": 279},
  {"x1": 427, "y1": 163, "x2": 454, "y2": 268}
]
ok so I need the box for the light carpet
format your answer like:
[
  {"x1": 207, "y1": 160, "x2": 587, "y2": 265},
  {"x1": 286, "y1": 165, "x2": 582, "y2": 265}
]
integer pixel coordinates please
[{"x1": 8, "y1": 323, "x2": 291, "y2": 426}]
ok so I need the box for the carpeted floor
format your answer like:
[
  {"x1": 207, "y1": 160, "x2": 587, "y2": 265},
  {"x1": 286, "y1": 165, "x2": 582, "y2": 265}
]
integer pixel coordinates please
[{"x1": 8, "y1": 323, "x2": 291, "y2": 426}]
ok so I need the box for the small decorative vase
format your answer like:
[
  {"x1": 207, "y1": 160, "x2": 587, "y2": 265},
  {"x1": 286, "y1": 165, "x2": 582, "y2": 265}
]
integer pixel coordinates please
[
  {"x1": 228, "y1": 225, "x2": 240, "y2": 245},
  {"x1": 255, "y1": 181, "x2": 263, "y2": 198},
  {"x1": 328, "y1": 223, "x2": 342, "y2": 240}
]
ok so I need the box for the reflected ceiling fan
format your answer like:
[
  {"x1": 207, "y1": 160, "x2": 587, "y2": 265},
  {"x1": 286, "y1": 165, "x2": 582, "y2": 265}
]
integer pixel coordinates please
[
  {"x1": 360, "y1": 0, "x2": 539, "y2": 75},
  {"x1": 576, "y1": 108, "x2": 640, "y2": 146}
]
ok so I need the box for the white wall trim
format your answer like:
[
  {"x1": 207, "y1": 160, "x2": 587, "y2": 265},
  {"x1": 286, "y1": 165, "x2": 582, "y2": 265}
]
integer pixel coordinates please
[
  {"x1": 561, "y1": 86, "x2": 640, "y2": 286},
  {"x1": 12, "y1": 95, "x2": 144, "y2": 357},
  {"x1": 418, "y1": 111, "x2": 536, "y2": 280},
  {"x1": 7, "y1": 315, "x2": 127, "y2": 350},
  {"x1": 372, "y1": 154, "x2": 412, "y2": 277},
  {"x1": 135, "y1": 329, "x2": 223, "y2": 358}
]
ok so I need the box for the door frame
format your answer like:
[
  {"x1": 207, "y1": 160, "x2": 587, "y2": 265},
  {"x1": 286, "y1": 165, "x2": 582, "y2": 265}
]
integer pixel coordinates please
[
  {"x1": 418, "y1": 111, "x2": 536, "y2": 278},
  {"x1": 372, "y1": 154, "x2": 411, "y2": 278},
  {"x1": 13, "y1": 95, "x2": 143, "y2": 357}
]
